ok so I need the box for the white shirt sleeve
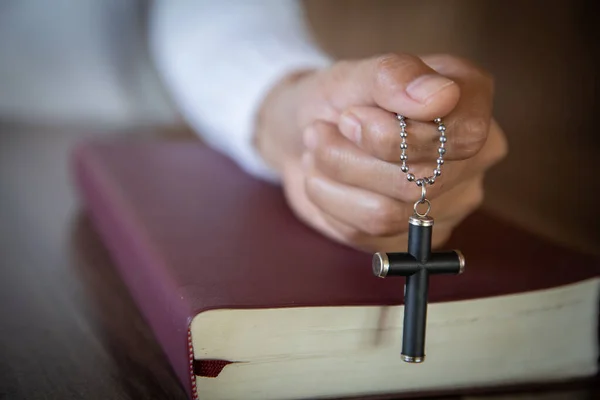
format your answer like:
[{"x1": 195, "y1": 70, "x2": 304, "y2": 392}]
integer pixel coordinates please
[{"x1": 148, "y1": 0, "x2": 332, "y2": 183}]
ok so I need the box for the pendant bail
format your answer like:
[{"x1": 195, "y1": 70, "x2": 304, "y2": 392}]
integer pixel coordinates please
[{"x1": 413, "y1": 182, "x2": 431, "y2": 217}]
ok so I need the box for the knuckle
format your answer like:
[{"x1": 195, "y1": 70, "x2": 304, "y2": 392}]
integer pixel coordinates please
[
  {"x1": 433, "y1": 54, "x2": 495, "y2": 92},
  {"x1": 315, "y1": 148, "x2": 346, "y2": 181},
  {"x1": 468, "y1": 61, "x2": 494, "y2": 88},
  {"x1": 423, "y1": 53, "x2": 494, "y2": 82},
  {"x1": 480, "y1": 69, "x2": 495, "y2": 92},
  {"x1": 309, "y1": 120, "x2": 333, "y2": 137},
  {"x1": 306, "y1": 123, "x2": 339, "y2": 167},
  {"x1": 453, "y1": 55, "x2": 493, "y2": 81},
  {"x1": 473, "y1": 67, "x2": 495, "y2": 96},
  {"x1": 452, "y1": 117, "x2": 489, "y2": 158},
  {"x1": 374, "y1": 53, "x2": 422, "y2": 88},
  {"x1": 363, "y1": 119, "x2": 400, "y2": 161},
  {"x1": 308, "y1": 122, "x2": 331, "y2": 147},
  {"x1": 464, "y1": 182, "x2": 485, "y2": 212},
  {"x1": 327, "y1": 60, "x2": 352, "y2": 89},
  {"x1": 490, "y1": 124, "x2": 509, "y2": 163},
  {"x1": 472, "y1": 186, "x2": 485, "y2": 210},
  {"x1": 477, "y1": 120, "x2": 509, "y2": 170},
  {"x1": 465, "y1": 117, "x2": 489, "y2": 143},
  {"x1": 432, "y1": 226, "x2": 454, "y2": 248},
  {"x1": 303, "y1": 176, "x2": 319, "y2": 206}
]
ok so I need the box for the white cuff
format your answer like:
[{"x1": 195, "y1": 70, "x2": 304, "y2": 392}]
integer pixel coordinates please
[
  {"x1": 149, "y1": 0, "x2": 332, "y2": 184},
  {"x1": 196, "y1": 41, "x2": 331, "y2": 184}
]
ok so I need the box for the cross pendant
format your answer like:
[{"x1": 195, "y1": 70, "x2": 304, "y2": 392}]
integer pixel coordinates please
[{"x1": 372, "y1": 214, "x2": 465, "y2": 363}]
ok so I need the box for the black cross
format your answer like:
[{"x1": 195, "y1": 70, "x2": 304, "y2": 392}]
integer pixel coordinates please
[{"x1": 371, "y1": 214, "x2": 465, "y2": 363}]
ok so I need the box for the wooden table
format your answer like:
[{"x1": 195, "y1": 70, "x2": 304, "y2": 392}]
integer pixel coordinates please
[
  {"x1": 0, "y1": 125, "x2": 193, "y2": 399},
  {"x1": 0, "y1": 125, "x2": 595, "y2": 399}
]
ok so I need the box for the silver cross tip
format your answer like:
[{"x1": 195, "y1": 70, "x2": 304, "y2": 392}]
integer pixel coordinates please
[{"x1": 372, "y1": 252, "x2": 389, "y2": 278}]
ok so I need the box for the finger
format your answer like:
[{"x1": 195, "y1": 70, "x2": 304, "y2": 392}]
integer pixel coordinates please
[
  {"x1": 321, "y1": 53, "x2": 461, "y2": 121},
  {"x1": 305, "y1": 120, "x2": 476, "y2": 202},
  {"x1": 337, "y1": 55, "x2": 495, "y2": 163},
  {"x1": 337, "y1": 105, "x2": 446, "y2": 164},
  {"x1": 304, "y1": 154, "x2": 412, "y2": 237},
  {"x1": 318, "y1": 210, "x2": 409, "y2": 253},
  {"x1": 402, "y1": 120, "x2": 505, "y2": 197},
  {"x1": 318, "y1": 209, "x2": 457, "y2": 253},
  {"x1": 305, "y1": 150, "x2": 484, "y2": 233},
  {"x1": 280, "y1": 157, "x2": 359, "y2": 246},
  {"x1": 402, "y1": 118, "x2": 506, "y2": 195},
  {"x1": 336, "y1": 55, "x2": 496, "y2": 163},
  {"x1": 304, "y1": 120, "x2": 419, "y2": 203},
  {"x1": 307, "y1": 115, "x2": 506, "y2": 202},
  {"x1": 420, "y1": 54, "x2": 495, "y2": 160},
  {"x1": 432, "y1": 173, "x2": 485, "y2": 224},
  {"x1": 313, "y1": 173, "x2": 483, "y2": 253}
]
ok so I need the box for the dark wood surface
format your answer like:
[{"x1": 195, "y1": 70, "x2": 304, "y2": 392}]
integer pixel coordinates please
[
  {"x1": 0, "y1": 126, "x2": 595, "y2": 400},
  {"x1": 0, "y1": 126, "x2": 191, "y2": 400}
]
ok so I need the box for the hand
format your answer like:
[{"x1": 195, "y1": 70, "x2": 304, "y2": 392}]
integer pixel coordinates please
[{"x1": 255, "y1": 53, "x2": 507, "y2": 253}]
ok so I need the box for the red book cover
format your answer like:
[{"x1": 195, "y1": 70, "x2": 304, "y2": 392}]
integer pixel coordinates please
[{"x1": 70, "y1": 140, "x2": 599, "y2": 400}]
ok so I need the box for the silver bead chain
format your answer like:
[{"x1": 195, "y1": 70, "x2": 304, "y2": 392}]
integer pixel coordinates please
[
  {"x1": 397, "y1": 114, "x2": 446, "y2": 187},
  {"x1": 397, "y1": 114, "x2": 447, "y2": 217}
]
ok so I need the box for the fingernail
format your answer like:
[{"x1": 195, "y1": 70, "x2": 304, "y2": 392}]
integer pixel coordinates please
[
  {"x1": 303, "y1": 126, "x2": 318, "y2": 150},
  {"x1": 339, "y1": 112, "x2": 362, "y2": 143},
  {"x1": 406, "y1": 74, "x2": 455, "y2": 104}
]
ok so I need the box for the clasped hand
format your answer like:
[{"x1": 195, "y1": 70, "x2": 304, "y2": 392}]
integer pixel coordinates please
[{"x1": 256, "y1": 53, "x2": 508, "y2": 252}]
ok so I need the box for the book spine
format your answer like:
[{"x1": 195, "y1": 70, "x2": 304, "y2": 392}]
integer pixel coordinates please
[{"x1": 70, "y1": 143, "x2": 196, "y2": 399}]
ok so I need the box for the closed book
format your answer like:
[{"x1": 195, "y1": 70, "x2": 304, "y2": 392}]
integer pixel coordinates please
[{"x1": 70, "y1": 140, "x2": 599, "y2": 400}]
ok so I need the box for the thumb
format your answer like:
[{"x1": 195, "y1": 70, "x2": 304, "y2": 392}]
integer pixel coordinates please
[{"x1": 324, "y1": 53, "x2": 460, "y2": 121}]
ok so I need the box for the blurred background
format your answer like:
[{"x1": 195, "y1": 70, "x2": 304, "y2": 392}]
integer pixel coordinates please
[{"x1": 0, "y1": 0, "x2": 598, "y2": 254}]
